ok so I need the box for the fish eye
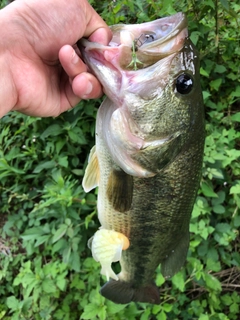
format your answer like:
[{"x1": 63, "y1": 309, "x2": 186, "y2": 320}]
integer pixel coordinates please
[{"x1": 175, "y1": 74, "x2": 194, "y2": 94}]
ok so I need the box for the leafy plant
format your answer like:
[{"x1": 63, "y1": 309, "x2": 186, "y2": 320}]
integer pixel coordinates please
[{"x1": 0, "y1": 0, "x2": 239, "y2": 319}]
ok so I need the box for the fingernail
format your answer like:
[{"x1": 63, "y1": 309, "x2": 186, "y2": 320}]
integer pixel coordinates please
[
  {"x1": 71, "y1": 51, "x2": 79, "y2": 64},
  {"x1": 85, "y1": 81, "x2": 93, "y2": 95}
]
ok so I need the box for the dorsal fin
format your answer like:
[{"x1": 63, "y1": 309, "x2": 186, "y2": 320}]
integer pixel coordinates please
[
  {"x1": 82, "y1": 146, "x2": 99, "y2": 192},
  {"x1": 106, "y1": 169, "x2": 133, "y2": 212}
]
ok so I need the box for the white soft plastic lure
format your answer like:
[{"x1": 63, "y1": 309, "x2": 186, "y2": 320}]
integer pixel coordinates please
[{"x1": 88, "y1": 229, "x2": 130, "y2": 281}]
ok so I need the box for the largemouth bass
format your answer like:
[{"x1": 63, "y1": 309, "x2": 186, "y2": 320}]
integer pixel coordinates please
[{"x1": 80, "y1": 12, "x2": 205, "y2": 304}]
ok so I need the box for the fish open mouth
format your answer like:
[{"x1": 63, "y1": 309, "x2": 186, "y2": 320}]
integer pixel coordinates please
[{"x1": 79, "y1": 12, "x2": 188, "y2": 70}]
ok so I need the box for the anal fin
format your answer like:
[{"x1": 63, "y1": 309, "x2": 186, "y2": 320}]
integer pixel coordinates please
[{"x1": 107, "y1": 169, "x2": 133, "y2": 212}]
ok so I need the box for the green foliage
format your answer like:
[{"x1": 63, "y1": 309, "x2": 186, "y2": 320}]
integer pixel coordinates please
[{"x1": 0, "y1": 0, "x2": 239, "y2": 319}]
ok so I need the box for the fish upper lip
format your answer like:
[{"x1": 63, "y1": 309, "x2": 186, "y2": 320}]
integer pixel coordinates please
[
  {"x1": 110, "y1": 12, "x2": 187, "y2": 48},
  {"x1": 80, "y1": 12, "x2": 187, "y2": 50}
]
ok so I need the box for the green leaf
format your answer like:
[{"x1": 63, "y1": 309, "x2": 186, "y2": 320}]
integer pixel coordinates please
[
  {"x1": 171, "y1": 271, "x2": 185, "y2": 292},
  {"x1": 6, "y1": 296, "x2": 19, "y2": 311},
  {"x1": 230, "y1": 302, "x2": 239, "y2": 314},
  {"x1": 34, "y1": 235, "x2": 50, "y2": 247},
  {"x1": 206, "y1": 258, "x2": 221, "y2": 272},
  {"x1": 220, "y1": 0, "x2": 229, "y2": 10},
  {"x1": 230, "y1": 184, "x2": 240, "y2": 194},
  {"x1": 58, "y1": 156, "x2": 68, "y2": 168},
  {"x1": 202, "y1": 91, "x2": 211, "y2": 100},
  {"x1": 69, "y1": 251, "x2": 81, "y2": 272},
  {"x1": 200, "y1": 67, "x2": 209, "y2": 77},
  {"x1": 156, "y1": 272, "x2": 165, "y2": 286},
  {"x1": 21, "y1": 227, "x2": 45, "y2": 241},
  {"x1": 56, "y1": 277, "x2": 67, "y2": 291},
  {"x1": 215, "y1": 223, "x2": 231, "y2": 233},
  {"x1": 81, "y1": 304, "x2": 101, "y2": 319},
  {"x1": 52, "y1": 224, "x2": 68, "y2": 243},
  {"x1": 201, "y1": 182, "x2": 218, "y2": 197},
  {"x1": 41, "y1": 124, "x2": 63, "y2": 139},
  {"x1": 199, "y1": 315, "x2": 210, "y2": 320},
  {"x1": 106, "y1": 301, "x2": 127, "y2": 314},
  {"x1": 157, "y1": 310, "x2": 167, "y2": 320},
  {"x1": 230, "y1": 86, "x2": 240, "y2": 97},
  {"x1": 210, "y1": 78, "x2": 222, "y2": 91},
  {"x1": 213, "y1": 204, "x2": 225, "y2": 214},
  {"x1": 42, "y1": 279, "x2": 57, "y2": 293},
  {"x1": 33, "y1": 160, "x2": 56, "y2": 173},
  {"x1": 231, "y1": 113, "x2": 240, "y2": 122},
  {"x1": 214, "y1": 64, "x2": 227, "y2": 73},
  {"x1": 204, "y1": 273, "x2": 222, "y2": 292},
  {"x1": 162, "y1": 303, "x2": 173, "y2": 312}
]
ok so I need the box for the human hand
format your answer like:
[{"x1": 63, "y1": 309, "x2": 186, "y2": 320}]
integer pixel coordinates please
[{"x1": 0, "y1": 0, "x2": 112, "y2": 117}]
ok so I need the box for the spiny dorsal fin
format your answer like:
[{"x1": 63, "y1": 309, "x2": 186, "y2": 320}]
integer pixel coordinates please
[
  {"x1": 82, "y1": 146, "x2": 99, "y2": 192},
  {"x1": 106, "y1": 169, "x2": 133, "y2": 212}
]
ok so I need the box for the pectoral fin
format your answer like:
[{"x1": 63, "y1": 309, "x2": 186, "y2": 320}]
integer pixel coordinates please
[
  {"x1": 107, "y1": 169, "x2": 133, "y2": 212},
  {"x1": 161, "y1": 231, "x2": 189, "y2": 278},
  {"x1": 82, "y1": 146, "x2": 99, "y2": 192}
]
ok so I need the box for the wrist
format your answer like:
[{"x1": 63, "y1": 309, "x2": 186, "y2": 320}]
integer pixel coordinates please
[
  {"x1": 0, "y1": 8, "x2": 18, "y2": 118},
  {"x1": 0, "y1": 55, "x2": 17, "y2": 118}
]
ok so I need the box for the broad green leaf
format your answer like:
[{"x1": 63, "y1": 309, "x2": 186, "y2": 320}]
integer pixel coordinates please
[
  {"x1": 33, "y1": 160, "x2": 56, "y2": 173},
  {"x1": 81, "y1": 304, "x2": 101, "y2": 320},
  {"x1": 201, "y1": 182, "x2": 218, "y2": 198},
  {"x1": 106, "y1": 301, "x2": 128, "y2": 315},
  {"x1": 210, "y1": 78, "x2": 222, "y2": 91},
  {"x1": 56, "y1": 277, "x2": 67, "y2": 291},
  {"x1": 41, "y1": 124, "x2": 63, "y2": 139},
  {"x1": 162, "y1": 303, "x2": 173, "y2": 312},
  {"x1": 157, "y1": 310, "x2": 167, "y2": 320},
  {"x1": 172, "y1": 271, "x2": 185, "y2": 292},
  {"x1": 200, "y1": 67, "x2": 209, "y2": 77},
  {"x1": 230, "y1": 302, "x2": 239, "y2": 314},
  {"x1": 220, "y1": 0, "x2": 229, "y2": 10},
  {"x1": 6, "y1": 296, "x2": 19, "y2": 311},
  {"x1": 42, "y1": 279, "x2": 57, "y2": 293},
  {"x1": 215, "y1": 223, "x2": 231, "y2": 233},
  {"x1": 21, "y1": 227, "x2": 45, "y2": 241},
  {"x1": 199, "y1": 315, "x2": 210, "y2": 320},
  {"x1": 52, "y1": 224, "x2": 68, "y2": 243},
  {"x1": 204, "y1": 273, "x2": 222, "y2": 292},
  {"x1": 69, "y1": 251, "x2": 81, "y2": 272},
  {"x1": 34, "y1": 235, "x2": 50, "y2": 247},
  {"x1": 230, "y1": 184, "x2": 240, "y2": 194},
  {"x1": 231, "y1": 113, "x2": 240, "y2": 122},
  {"x1": 213, "y1": 204, "x2": 225, "y2": 214},
  {"x1": 58, "y1": 156, "x2": 68, "y2": 168},
  {"x1": 214, "y1": 64, "x2": 227, "y2": 73}
]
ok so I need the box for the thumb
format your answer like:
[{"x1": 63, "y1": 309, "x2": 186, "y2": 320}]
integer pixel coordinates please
[{"x1": 82, "y1": 2, "x2": 112, "y2": 45}]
